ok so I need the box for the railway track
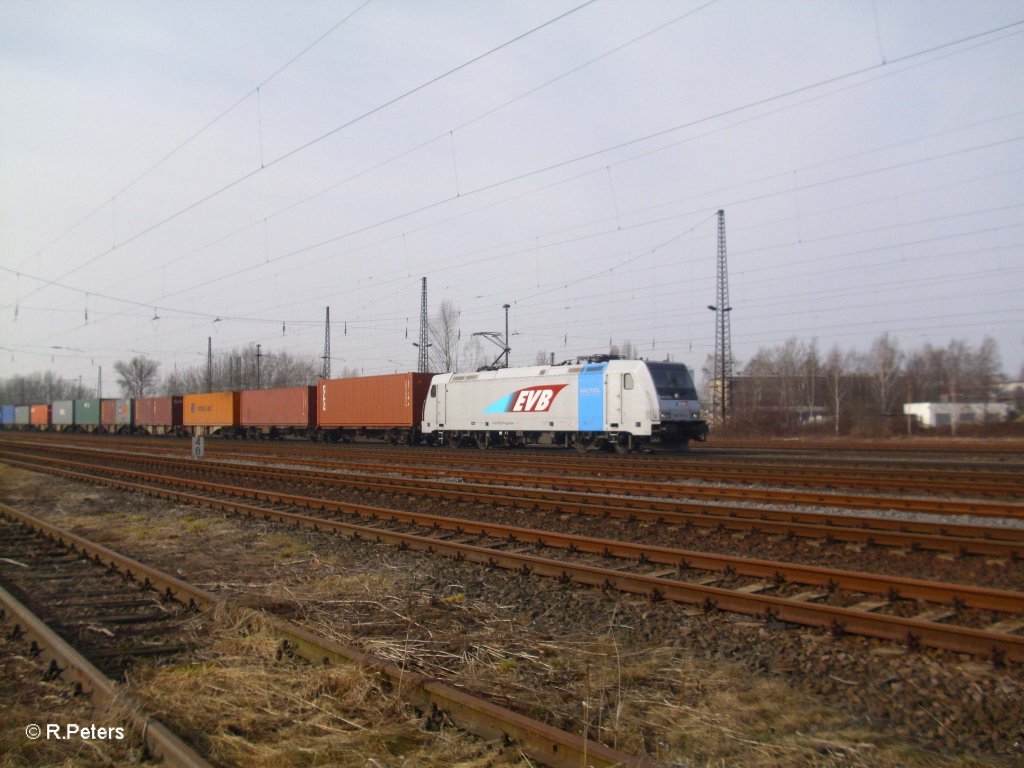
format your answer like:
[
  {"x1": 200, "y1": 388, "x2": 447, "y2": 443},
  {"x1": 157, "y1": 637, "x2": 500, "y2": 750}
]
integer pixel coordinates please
[
  {"x1": 0, "y1": 500, "x2": 649, "y2": 768},
  {"x1": 7, "y1": 433, "x2": 1024, "y2": 498},
  {"x1": 0, "y1": 513, "x2": 214, "y2": 767},
  {"x1": 4, "y1": 442, "x2": 1022, "y2": 558},
  {"x1": 4, "y1": 447, "x2": 1022, "y2": 663}
]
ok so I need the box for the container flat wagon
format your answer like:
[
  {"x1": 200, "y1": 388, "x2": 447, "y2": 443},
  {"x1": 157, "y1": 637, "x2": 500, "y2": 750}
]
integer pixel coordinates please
[
  {"x1": 134, "y1": 396, "x2": 183, "y2": 436},
  {"x1": 52, "y1": 400, "x2": 75, "y2": 431},
  {"x1": 73, "y1": 399, "x2": 102, "y2": 433},
  {"x1": 29, "y1": 404, "x2": 50, "y2": 429},
  {"x1": 183, "y1": 392, "x2": 240, "y2": 436},
  {"x1": 240, "y1": 386, "x2": 315, "y2": 439},
  {"x1": 316, "y1": 373, "x2": 433, "y2": 443},
  {"x1": 100, "y1": 399, "x2": 134, "y2": 433}
]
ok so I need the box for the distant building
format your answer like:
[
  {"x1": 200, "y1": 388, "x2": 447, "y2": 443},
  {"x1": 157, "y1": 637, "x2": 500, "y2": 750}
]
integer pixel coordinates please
[{"x1": 902, "y1": 402, "x2": 1010, "y2": 428}]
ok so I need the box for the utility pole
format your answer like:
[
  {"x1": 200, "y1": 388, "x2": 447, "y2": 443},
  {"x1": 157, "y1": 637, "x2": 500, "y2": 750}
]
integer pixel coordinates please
[
  {"x1": 206, "y1": 337, "x2": 213, "y2": 393},
  {"x1": 256, "y1": 344, "x2": 263, "y2": 389},
  {"x1": 97, "y1": 366, "x2": 102, "y2": 399},
  {"x1": 322, "y1": 306, "x2": 331, "y2": 379},
  {"x1": 417, "y1": 277, "x2": 429, "y2": 373},
  {"x1": 707, "y1": 209, "x2": 733, "y2": 427}
]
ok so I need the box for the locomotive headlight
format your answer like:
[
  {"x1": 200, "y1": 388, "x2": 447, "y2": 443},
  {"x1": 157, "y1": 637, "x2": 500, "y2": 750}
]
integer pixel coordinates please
[{"x1": 660, "y1": 411, "x2": 670, "y2": 419}]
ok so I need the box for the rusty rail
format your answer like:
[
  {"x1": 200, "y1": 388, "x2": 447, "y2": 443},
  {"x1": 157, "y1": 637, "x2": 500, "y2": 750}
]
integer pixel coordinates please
[
  {"x1": 0, "y1": 501, "x2": 654, "y2": 768},
  {"x1": 4, "y1": 455, "x2": 1022, "y2": 663}
]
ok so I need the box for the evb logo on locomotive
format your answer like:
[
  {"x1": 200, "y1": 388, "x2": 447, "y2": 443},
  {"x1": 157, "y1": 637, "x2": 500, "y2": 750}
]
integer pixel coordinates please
[{"x1": 483, "y1": 384, "x2": 567, "y2": 414}]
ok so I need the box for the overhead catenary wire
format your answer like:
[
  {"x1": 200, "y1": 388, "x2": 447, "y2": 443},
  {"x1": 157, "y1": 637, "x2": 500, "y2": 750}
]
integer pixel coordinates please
[
  {"x1": 15, "y1": 15, "x2": 1018, "y2": 343},
  {"x1": 4, "y1": 6, "x2": 1021, "y2": 379}
]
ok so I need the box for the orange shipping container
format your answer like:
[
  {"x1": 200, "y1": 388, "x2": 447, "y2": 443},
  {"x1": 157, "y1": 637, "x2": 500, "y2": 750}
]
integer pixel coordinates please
[
  {"x1": 135, "y1": 396, "x2": 183, "y2": 428},
  {"x1": 317, "y1": 373, "x2": 433, "y2": 428},
  {"x1": 240, "y1": 386, "x2": 315, "y2": 427},
  {"x1": 183, "y1": 392, "x2": 240, "y2": 427},
  {"x1": 30, "y1": 404, "x2": 51, "y2": 425}
]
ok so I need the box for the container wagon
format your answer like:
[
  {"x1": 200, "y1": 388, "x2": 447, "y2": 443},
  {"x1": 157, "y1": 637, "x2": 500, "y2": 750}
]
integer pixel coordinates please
[
  {"x1": 134, "y1": 396, "x2": 183, "y2": 436},
  {"x1": 183, "y1": 392, "x2": 240, "y2": 437},
  {"x1": 15, "y1": 406, "x2": 30, "y2": 429},
  {"x1": 1, "y1": 405, "x2": 14, "y2": 429},
  {"x1": 29, "y1": 404, "x2": 51, "y2": 429},
  {"x1": 239, "y1": 386, "x2": 315, "y2": 439},
  {"x1": 316, "y1": 373, "x2": 433, "y2": 444},
  {"x1": 74, "y1": 399, "x2": 102, "y2": 433},
  {"x1": 52, "y1": 400, "x2": 75, "y2": 431},
  {"x1": 100, "y1": 399, "x2": 134, "y2": 434}
]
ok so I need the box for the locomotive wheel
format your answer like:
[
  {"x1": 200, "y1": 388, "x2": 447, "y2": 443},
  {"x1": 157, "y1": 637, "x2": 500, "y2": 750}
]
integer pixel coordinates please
[{"x1": 574, "y1": 434, "x2": 593, "y2": 453}]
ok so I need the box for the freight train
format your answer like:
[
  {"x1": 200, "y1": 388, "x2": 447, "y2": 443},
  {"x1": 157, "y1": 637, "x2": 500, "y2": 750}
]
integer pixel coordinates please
[{"x1": 0, "y1": 358, "x2": 707, "y2": 451}]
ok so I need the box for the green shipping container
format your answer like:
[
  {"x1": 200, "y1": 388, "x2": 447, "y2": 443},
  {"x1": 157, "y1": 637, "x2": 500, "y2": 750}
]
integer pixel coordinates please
[{"x1": 74, "y1": 398, "x2": 101, "y2": 426}]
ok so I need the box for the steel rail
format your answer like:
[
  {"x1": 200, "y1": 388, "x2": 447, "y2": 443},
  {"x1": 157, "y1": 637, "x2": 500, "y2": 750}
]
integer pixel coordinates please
[
  {"x1": 55, "y1": 438, "x2": 1018, "y2": 518},
  {"x1": 62, "y1": 456, "x2": 1024, "y2": 612},
  {"x1": 141, "y1": 444, "x2": 1024, "y2": 500},
  {"x1": 10, "y1": 439, "x2": 1024, "y2": 545},
  {"x1": 0, "y1": 584, "x2": 214, "y2": 768},
  {"x1": 4, "y1": 446, "x2": 1022, "y2": 559},
  {"x1": 7, "y1": 433, "x2": 1023, "y2": 501},
  {"x1": 9, "y1": 448, "x2": 1018, "y2": 611},
  {"x1": 4, "y1": 459, "x2": 1022, "y2": 662},
  {"x1": 0, "y1": 501, "x2": 654, "y2": 768}
]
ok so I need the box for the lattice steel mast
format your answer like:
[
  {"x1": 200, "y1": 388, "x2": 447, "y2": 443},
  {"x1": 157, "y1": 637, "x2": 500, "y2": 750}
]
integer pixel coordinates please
[
  {"x1": 708, "y1": 209, "x2": 733, "y2": 426},
  {"x1": 417, "y1": 277, "x2": 429, "y2": 373},
  {"x1": 322, "y1": 306, "x2": 331, "y2": 379}
]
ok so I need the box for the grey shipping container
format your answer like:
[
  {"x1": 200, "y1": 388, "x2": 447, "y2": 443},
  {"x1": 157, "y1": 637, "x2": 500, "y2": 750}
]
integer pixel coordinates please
[
  {"x1": 52, "y1": 399, "x2": 75, "y2": 426},
  {"x1": 15, "y1": 406, "x2": 30, "y2": 425}
]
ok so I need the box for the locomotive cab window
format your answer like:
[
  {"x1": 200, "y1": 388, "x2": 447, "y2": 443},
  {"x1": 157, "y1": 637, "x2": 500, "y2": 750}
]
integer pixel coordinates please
[
  {"x1": 430, "y1": 385, "x2": 437, "y2": 398},
  {"x1": 623, "y1": 373, "x2": 634, "y2": 390},
  {"x1": 646, "y1": 362, "x2": 698, "y2": 400}
]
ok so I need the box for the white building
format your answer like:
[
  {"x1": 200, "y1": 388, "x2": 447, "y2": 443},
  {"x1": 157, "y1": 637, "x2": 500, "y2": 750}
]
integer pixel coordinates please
[{"x1": 902, "y1": 402, "x2": 1010, "y2": 428}]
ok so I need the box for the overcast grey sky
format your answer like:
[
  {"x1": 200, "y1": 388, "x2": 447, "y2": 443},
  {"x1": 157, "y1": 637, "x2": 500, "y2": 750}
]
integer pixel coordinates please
[{"x1": 2, "y1": 0, "x2": 1022, "y2": 392}]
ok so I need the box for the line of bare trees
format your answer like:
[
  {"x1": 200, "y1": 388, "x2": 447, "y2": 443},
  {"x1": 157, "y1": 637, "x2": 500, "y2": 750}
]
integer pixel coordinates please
[{"x1": 712, "y1": 334, "x2": 1010, "y2": 436}]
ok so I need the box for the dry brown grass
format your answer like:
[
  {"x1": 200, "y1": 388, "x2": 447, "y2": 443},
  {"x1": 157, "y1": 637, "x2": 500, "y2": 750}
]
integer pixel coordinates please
[{"x1": 129, "y1": 605, "x2": 531, "y2": 768}]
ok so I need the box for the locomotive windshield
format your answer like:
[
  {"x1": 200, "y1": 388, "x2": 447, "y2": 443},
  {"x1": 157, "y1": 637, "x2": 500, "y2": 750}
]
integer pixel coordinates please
[{"x1": 646, "y1": 363, "x2": 698, "y2": 400}]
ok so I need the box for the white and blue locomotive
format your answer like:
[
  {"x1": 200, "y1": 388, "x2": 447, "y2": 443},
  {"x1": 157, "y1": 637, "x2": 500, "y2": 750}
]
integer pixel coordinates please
[{"x1": 421, "y1": 357, "x2": 707, "y2": 451}]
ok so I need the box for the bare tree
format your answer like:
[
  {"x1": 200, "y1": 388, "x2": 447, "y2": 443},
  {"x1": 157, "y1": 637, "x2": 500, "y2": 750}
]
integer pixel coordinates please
[
  {"x1": 870, "y1": 332, "x2": 903, "y2": 415},
  {"x1": 114, "y1": 356, "x2": 160, "y2": 398},
  {"x1": 159, "y1": 346, "x2": 318, "y2": 394},
  {"x1": 610, "y1": 340, "x2": 639, "y2": 359},
  {"x1": 428, "y1": 300, "x2": 461, "y2": 372},
  {"x1": 824, "y1": 346, "x2": 853, "y2": 435}
]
